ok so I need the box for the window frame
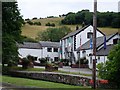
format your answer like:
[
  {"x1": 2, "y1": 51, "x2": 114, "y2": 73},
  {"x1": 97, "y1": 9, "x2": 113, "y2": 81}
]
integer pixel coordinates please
[
  {"x1": 53, "y1": 48, "x2": 58, "y2": 52},
  {"x1": 87, "y1": 32, "x2": 93, "y2": 39},
  {"x1": 47, "y1": 47, "x2": 52, "y2": 52}
]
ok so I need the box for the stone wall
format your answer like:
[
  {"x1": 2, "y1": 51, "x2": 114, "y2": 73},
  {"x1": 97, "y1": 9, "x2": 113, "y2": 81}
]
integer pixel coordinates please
[
  {"x1": 10, "y1": 71, "x2": 118, "y2": 89},
  {"x1": 10, "y1": 71, "x2": 91, "y2": 86}
]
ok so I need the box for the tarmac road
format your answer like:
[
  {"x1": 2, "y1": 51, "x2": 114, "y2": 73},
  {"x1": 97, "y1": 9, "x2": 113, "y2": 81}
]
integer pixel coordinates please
[{"x1": 33, "y1": 66, "x2": 98, "y2": 75}]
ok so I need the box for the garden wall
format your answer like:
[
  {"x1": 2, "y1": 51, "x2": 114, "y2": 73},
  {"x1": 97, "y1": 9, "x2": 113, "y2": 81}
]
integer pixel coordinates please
[
  {"x1": 10, "y1": 71, "x2": 118, "y2": 89},
  {"x1": 10, "y1": 71, "x2": 91, "y2": 86}
]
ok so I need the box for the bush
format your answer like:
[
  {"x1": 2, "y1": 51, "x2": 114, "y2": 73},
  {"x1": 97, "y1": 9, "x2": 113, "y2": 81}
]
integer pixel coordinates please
[
  {"x1": 39, "y1": 58, "x2": 47, "y2": 66},
  {"x1": 76, "y1": 57, "x2": 88, "y2": 64},
  {"x1": 21, "y1": 55, "x2": 35, "y2": 69},
  {"x1": 25, "y1": 18, "x2": 30, "y2": 21},
  {"x1": 45, "y1": 62, "x2": 58, "y2": 71},
  {"x1": 32, "y1": 17, "x2": 37, "y2": 20},
  {"x1": 50, "y1": 23, "x2": 55, "y2": 27},
  {"x1": 45, "y1": 22, "x2": 55, "y2": 27},
  {"x1": 21, "y1": 58, "x2": 30, "y2": 69},
  {"x1": 27, "y1": 20, "x2": 34, "y2": 25},
  {"x1": 34, "y1": 22, "x2": 41, "y2": 26},
  {"x1": 45, "y1": 22, "x2": 51, "y2": 26}
]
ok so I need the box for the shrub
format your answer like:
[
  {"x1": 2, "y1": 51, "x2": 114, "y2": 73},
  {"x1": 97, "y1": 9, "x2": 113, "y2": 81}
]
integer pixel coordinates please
[
  {"x1": 76, "y1": 57, "x2": 88, "y2": 64},
  {"x1": 50, "y1": 23, "x2": 55, "y2": 27},
  {"x1": 39, "y1": 58, "x2": 47, "y2": 65},
  {"x1": 25, "y1": 18, "x2": 30, "y2": 21},
  {"x1": 32, "y1": 17, "x2": 37, "y2": 20},
  {"x1": 45, "y1": 22, "x2": 51, "y2": 26},
  {"x1": 27, "y1": 20, "x2": 33, "y2": 25},
  {"x1": 34, "y1": 22, "x2": 41, "y2": 26},
  {"x1": 21, "y1": 55, "x2": 35, "y2": 69},
  {"x1": 22, "y1": 57, "x2": 30, "y2": 69},
  {"x1": 45, "y1": 22, "x2": 55, "y2": 27}
]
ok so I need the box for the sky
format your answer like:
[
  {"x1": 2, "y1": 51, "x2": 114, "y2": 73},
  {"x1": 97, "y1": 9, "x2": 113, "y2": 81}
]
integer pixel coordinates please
[{"x1": 17, "y1": 0, "x2": 120, "y2": 19}]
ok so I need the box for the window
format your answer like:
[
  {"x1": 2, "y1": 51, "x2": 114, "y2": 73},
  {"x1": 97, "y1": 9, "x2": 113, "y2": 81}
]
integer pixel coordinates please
[
  {"x1": 98, "y1": 56, "x2": 100, "y2": 60},
  {"x1": 54, "y1": 48, "x2": 58, "y2": 52},
  {"x1": 47, "y1": 48, "x2": 52, "y2": 52},
  {"x1": 90, "y1": 56, "x2": 92, "y2": 64},
  {"x1": 87, "y1": 32, "x2": 93, "y2": 39},
  {"x1": 82, "y1": 50, "x2": 86, "y2": 57},
  {"x1": 54, "y1": 57, "x2": 59, "y2": 61},
  {"x1": 113, "y1": 38, "x2": 118, "y2": 44}
]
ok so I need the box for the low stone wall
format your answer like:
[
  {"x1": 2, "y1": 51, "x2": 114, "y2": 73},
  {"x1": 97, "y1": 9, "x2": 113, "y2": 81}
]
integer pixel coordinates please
[
  {"x1": 9, "y1": 71, "x2": 118, "y2": 89},
  {"x1": 10, "y1": 71, "x2": 91, "y2": 86}
]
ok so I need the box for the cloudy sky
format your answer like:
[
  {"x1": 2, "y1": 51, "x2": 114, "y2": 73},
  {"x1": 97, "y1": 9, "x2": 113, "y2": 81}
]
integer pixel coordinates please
[{"x1": 17, "y1": 0, "x2": 120, "y2": 19}]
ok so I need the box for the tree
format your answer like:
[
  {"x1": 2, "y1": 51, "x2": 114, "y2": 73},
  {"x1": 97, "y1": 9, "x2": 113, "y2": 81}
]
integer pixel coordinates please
[
  {"x1": 61, "y1": 10, "x2": 119, "y2": 28},
  {"x1": 2, "y1": 2, "x2": 23, "y2": 66},
  {"x1": 97, "y1": 43, "x2": 120, "y2": 88},
  {"x1": 37, "y1": 26, "x2": 72, "y2": 42}
]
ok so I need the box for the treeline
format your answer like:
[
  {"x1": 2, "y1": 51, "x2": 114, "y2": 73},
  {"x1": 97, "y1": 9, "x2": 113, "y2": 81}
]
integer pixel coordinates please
[{"x1": 61, "y1": 10, "x2": 120, "y2": 28}]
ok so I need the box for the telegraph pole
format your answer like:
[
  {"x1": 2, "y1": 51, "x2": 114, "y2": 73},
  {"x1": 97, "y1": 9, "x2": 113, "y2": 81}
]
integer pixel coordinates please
[{"x1": 92, "y1": 0, "x2": 97, "y2": 89}]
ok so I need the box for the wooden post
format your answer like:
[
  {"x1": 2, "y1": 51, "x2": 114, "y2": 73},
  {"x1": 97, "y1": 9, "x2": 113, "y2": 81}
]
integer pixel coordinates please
[{"x1": 92, "y1": 0, "x2": 97, "y2": 89}]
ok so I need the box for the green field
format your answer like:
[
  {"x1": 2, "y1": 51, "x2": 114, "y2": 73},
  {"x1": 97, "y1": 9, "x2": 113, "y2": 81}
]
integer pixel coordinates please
[
  {"x1": 22, "y1": 17, "x2": 119, "y2": 39},
  {"x1": 2, "y1": 75, "x2": 90, "y2": 89}
]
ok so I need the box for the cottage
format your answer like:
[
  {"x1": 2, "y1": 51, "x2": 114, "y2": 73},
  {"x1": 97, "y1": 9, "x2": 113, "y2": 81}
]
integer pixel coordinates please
[
  {"x1": 18, "y1": 41, "x2": 60, "y2": 63},
  {"x1": 39, "y1": 41, "x2": 60, "y2": 62},
  {"x1": 60, "y1": 25, "x2": 104, "y2": 65},
  {"x1": 76, "y1": 32, "x2": 120, "y2": 69},
  {"x1": 18, "y1": 42, "x2": 42, "y2": 60}
]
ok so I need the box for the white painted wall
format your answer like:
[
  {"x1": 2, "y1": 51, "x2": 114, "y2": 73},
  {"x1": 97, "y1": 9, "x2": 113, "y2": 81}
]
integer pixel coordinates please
[
  {"x1": 88, "y1": 34, "x2": 119, "y2": 69},
  {"x1": 18, "y1": 48, "x2": 42, "y2": 61},
  {"x1": 98, "y1": 34, "x2": 119, "y2": 50},
  {"x1": 60, "y1": 25, "x2": 104, "y2": 64},
  {"x1": 18, "y1": 47, "x2": 59, "y2": 62},
  {"x1": 76, "y1": 25, "x2": 103, "y2": 50},
  {"x1": 42, "y1": 47, "x2": 59, "y2": 61}
]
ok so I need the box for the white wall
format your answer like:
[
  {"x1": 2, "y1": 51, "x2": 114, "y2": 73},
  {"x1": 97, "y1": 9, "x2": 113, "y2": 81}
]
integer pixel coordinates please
[
  {"x1": 18, "y1": 48, "x2": 42, "y2": 62},
  {"x1": 74, "y1": 25, "x2": 103, "y2": 62},
  {"x1": 60, "y1": 25, "x2": 104, "y2": 63},
  {"x1": 98, "y1": 34, "x2": 119, "y2": 50},
  {"x1": 76, "y1": 25, "x2": 103, "y2": 50},
  {"x1": 18, "y1": 47, "x2": 59, "y2": 62},
  {"x1": 42, "y1": 47, "x2": 59, "y2": 61},
  {"x1": 88, "y1": 34, "x2": 119, "y2": 69}
]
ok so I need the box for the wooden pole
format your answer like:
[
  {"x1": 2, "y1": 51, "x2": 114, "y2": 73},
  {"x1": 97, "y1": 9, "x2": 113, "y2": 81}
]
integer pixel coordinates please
[{"x1": 92, "y1": 0, "x2": 97, "y2": 89}]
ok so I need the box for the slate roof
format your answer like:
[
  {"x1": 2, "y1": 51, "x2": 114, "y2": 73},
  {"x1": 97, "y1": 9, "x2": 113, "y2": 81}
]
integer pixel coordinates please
[
  {"x1": 62, "y1": 25, "x2": 89, "y2": 39},
  {"x1": 96, "y1": 44, "x2": 114, "y2": 56},
  {"x1": 76, "y1": 33, "x2": 118, "y2": 51},
  {"x1": 17, "y1": 42, "x2": 42, "y2": 49},
  {"x1": 62, "y1": 25, "x2": 105, "y2": 40},
  {"x1": 39, "y1": 41, "x2": 60, "y2": 48}
]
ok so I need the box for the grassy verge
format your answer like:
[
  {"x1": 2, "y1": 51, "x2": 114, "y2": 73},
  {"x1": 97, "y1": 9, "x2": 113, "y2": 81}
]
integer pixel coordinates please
[
  {"x1": 2, "y1": 75, "x2": 90, "y2": 89},
  {"x1": 10, "y1": 66, "x2": 45, "y2": 72}
]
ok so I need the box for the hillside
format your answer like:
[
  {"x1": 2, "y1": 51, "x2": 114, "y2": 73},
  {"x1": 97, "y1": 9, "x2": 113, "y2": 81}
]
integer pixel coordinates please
[{"x1": 21, "y1": 17, "x2": 119, "y2": 39}]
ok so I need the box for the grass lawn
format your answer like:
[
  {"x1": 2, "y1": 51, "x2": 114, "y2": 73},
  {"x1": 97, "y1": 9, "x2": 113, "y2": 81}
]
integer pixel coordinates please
[{"x1": 2, "y1": 75, "x2": 91, "y2": 89}]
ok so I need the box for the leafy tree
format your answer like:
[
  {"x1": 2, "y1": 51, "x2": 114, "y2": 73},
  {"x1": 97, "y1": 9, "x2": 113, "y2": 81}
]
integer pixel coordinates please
[
  {"x1": 97, "y1": 43, "x2": 120, "y2": 88},
  {"x1": 62, "y1": 13, "x2": 76, "y2": 25},
  {"x1": 37, "y1": 26, "x2": 72, "y2": 42},
  {"x1": 61, "y1": 10, "x2": 119, "y2": 28},
  {"x1": 2, "y1": 2, "x2": 23, "y2": 66}
]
